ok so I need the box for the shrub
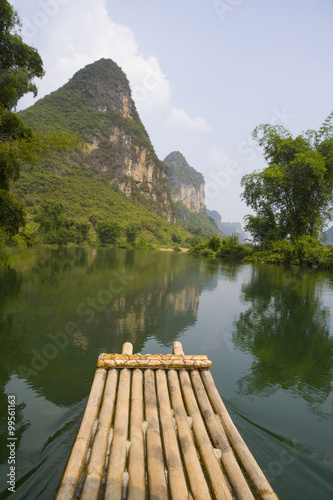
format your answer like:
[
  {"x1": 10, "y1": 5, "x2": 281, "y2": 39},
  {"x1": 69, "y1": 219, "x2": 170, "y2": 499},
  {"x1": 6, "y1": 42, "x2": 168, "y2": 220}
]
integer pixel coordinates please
[
  {"x1": 126, "y1": 225, "x2": 138, "y2": 245},
  {"x1": 96, "y1": 221, "x2": 122, "y2": 245},
  {"x1": 207, "y1": 235, "x2": 222, "y2": 251}
]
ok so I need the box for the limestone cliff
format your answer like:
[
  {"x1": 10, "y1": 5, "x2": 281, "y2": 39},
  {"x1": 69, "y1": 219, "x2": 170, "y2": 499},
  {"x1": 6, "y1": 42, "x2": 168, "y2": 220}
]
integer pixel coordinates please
[
  {"x1": 20, "y1": 59, "x2": 176, "y2": 222},
  {"x1": 164, "y1": 151, "x2": 206, "y2": 214}
]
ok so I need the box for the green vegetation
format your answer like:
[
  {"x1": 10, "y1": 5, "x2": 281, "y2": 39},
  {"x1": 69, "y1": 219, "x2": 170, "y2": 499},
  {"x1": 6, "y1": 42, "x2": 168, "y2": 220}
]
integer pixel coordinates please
[
  {"x1": 241, "y1": 114, "x2": 333, "y2": 243},
  {"x1": 243, "y1": 236, "x2": 333, "y2": 268},
  {"x1": 190, "y1": 234, "x2": 333, "y2": 269},
  {"x1": 0, "y1": 1, "x2": 44, "y2": 110},
  {"x1": 96, "y1": 221, "x2": 121, "y2": 246},
  {"x1": 10, "y1": 159, "x2": 192, "y2": 248},
  {"x1": 126, "y1": 225, "x2": 138, "y2": 245},
  {"x1": 0, "y1": 1, "x2": 43, "y2": 239},
  {"x1": 34, "y1": 201, "x2": 89, "y2": 246},
  {"x1": 190, "y1": 234, "x2": 253, "y2": 260},
  {"x1": 0, "y1": 1, "x2": 79, "y2": 244}
]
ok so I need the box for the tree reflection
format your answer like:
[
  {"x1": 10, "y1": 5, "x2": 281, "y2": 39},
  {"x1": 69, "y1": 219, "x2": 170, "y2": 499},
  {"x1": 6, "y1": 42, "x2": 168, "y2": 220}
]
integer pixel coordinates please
[
  {"x1": 0, "y1": 258, "x2": 26, "y2": 464},
  {"x1": 233, "y1": 265, "x2": 333, "y2": 417}
]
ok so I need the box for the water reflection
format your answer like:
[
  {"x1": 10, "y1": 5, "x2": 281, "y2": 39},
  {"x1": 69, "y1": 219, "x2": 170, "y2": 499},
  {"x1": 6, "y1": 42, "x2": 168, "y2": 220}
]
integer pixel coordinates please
[
  {"x1": 0, "y1": 248, "x2": 218, "y2": 408},
  {"x1": 233, "y1": 265, "x2": 333, "y2": 417},
  {"x1": 0, "y1": 257, "x2": 26, "y2": 466}
]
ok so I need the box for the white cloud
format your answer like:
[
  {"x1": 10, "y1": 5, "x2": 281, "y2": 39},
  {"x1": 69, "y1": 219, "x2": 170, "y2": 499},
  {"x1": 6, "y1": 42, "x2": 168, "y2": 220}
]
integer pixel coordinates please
[
  {"x1": 209, "y1": 146, "x2": 231, "y2": 166},
  {"x1": 164, "y1": 107, "x2": 212, "y2": 134},
  {"x1": 16, "y1": 0, "x2": 170, "y2": 112}
]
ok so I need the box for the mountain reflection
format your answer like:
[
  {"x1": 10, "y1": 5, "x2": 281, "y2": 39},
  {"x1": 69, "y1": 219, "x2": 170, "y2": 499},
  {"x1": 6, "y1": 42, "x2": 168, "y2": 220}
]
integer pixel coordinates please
[
  {"x1": 233, "y1": 265, "x2": 333, "y2": 417},
  {"x1": 0, "y1": 248, "x2": 218, "y2": 407}
]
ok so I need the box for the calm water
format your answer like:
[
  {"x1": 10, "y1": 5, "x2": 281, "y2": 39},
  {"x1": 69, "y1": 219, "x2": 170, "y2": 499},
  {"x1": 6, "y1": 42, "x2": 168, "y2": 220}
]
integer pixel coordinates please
[{"x1": 0, "y1": 248, "x2": 332, "y2": 500}]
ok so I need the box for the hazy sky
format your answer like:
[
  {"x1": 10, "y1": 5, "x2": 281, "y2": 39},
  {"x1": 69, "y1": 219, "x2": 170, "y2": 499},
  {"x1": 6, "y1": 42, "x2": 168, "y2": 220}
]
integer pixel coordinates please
[{"x1": 12, "y1": 0, "x2": 333, "y2": 225}]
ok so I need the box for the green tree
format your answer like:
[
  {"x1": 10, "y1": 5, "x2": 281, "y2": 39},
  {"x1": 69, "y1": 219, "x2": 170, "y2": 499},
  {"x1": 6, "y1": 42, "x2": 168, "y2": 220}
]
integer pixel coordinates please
[
  {"x1": 0, "y1": 1, "x2": 78, "y2": 241},
  {"x1": 96, "y1": 221, "x2": 122, "y2": 245},
  {"x1": 35, "y1": 201, "x2": 89, "y2": 246},
  {"x1": 207, "y1": 235, "x2": 222, "y2": 251},
  {"x1": 0, "y1": 2, "x2": 44, "y2": 110},
  {"x1": 241, "y1": 114, "x2": 333, "y2": 243},
  {"x1": 0, "y1": 1, "x2": 44, "y2": 239},
  {"x1": 126, "y1": 225, "x2": 138, "y2": 245}
]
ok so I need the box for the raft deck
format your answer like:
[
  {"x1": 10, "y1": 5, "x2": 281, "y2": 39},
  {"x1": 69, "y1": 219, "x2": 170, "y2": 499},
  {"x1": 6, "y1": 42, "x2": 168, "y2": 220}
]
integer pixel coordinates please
[{"x1": 55, "y1": 342, "x2": 278, "y2": 500}]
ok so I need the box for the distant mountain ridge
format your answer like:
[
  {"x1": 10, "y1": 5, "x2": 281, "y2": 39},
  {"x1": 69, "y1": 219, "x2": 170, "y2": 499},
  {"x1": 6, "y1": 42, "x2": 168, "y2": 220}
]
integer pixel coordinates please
[
  {"x1": 326, "y1": 226, "x2": 333, "y2": 244},
  {"x1": 222, "y1": 222, "x2": 246, "y2": 243},
  {"x1": 164, "y1": 151, "x2": 222, "y2": 237},
  {"x1": 206, "y1": 209, "x2": 222, "y2": 231}
]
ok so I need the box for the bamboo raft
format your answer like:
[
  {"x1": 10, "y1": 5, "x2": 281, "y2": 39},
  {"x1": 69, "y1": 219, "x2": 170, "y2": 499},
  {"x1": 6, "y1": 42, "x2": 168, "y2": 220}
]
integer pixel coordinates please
[{"x1": 55, "y1": 342, "x2": 278, "y2": 500}]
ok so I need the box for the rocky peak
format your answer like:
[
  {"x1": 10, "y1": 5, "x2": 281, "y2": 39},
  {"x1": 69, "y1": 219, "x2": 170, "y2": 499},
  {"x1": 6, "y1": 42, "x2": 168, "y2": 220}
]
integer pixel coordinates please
[
  {"x1": 164, "y1": 151, "x2": 206, "y2": 214},
  {"x1": 33, "y1": 58, "x2": 176, "y2": 221},
  {"x1": 66, "y1": 58, "x2": 135, "y2": 118}
]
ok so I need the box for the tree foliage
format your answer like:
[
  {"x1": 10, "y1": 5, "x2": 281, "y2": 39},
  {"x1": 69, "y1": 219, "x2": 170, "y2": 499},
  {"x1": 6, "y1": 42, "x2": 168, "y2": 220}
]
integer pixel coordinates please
[
  {"x1": 96, "y1": 221, "x2": 122, "y2": 245},
  {"x1": 0, "y1": 1, "x2": 44, "y2": 111},
  {"x1": 0, "y1": 1, "x2": 44, "y2": 238},
  {"x1": 34, "y1": 201, "x2": 90, "y2": 246},
  {"x1": 0, "y1": 1, "x2": 81, "y2": 241},
  {"x1": 241, "y1": 114, "x2": 333, "y2": 243},
  {"x1": 126, "y1": 225, "x2": 138, "y2": 245}
]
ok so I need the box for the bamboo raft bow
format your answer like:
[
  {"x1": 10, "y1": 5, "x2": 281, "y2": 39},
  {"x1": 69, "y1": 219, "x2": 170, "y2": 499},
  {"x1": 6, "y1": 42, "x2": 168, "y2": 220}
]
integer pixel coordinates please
[{"x1": 55, "y1": 342, "x2": 278, "y2": 500}]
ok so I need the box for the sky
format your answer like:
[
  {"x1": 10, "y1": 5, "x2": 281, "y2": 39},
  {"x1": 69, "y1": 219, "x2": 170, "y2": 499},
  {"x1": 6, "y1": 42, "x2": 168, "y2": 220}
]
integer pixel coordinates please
[{"x1": 11, "y1": 0, "x2": 333, "y2": 225}]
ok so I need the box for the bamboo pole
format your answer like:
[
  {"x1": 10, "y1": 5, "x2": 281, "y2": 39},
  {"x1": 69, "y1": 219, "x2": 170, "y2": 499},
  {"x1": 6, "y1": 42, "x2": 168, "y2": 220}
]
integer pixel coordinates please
[
  {"x1": 190, "y1": 370, "x2": 255, "y2": 500},
  {"x1": 171, "y1": 342, "x2": 214, "y2": 499},
  {"x1": 104, "y1": 343, "x2": 132, "y2": 500},
  {"x1": 201, "y1": 370, "x2": 278, "y2": 500},
  {"x1": 144, "y1": 369, "x2": 168, "y2": 499},
  {"x1": 101, "y1": 353, "x2": 209, "y2": 361},
  {"x1": 167, "y1": 369, "x2": 212, "y2": 500},
  {"x1": 80, "y1": 369, "x2": 119, "y2": 500},
  {"x1": 55, "y1": 368, "x2": 107, "y2": 500},
  {"x1": 173, "y1": 341, "x2": 184, "y2": 356},
  {"x1": 98, "y1": 355, "x2": 211, "y2": 370},
  {"x1": 179, "y1": 368, "x2": 233, "y2": 500},
  {"x1": 127, "y1": 368, "x2": 145, "y2": 500},
  {"x1": 155, "y1": 369, "x2": 189, "y2": 500}
]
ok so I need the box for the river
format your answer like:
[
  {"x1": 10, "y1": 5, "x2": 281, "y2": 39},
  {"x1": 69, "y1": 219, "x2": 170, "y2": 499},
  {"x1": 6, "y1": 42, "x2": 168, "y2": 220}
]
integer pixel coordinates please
[{"x1": 0, "y1": 247, "x2": 332, "y2": 499}]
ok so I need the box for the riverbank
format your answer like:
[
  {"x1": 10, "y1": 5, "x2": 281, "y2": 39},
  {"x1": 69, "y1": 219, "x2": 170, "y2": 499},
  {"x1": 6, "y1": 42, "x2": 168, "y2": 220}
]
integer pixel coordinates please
[{"x1": 190, "y1": 235, "x2": 333, "y2": 269}]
